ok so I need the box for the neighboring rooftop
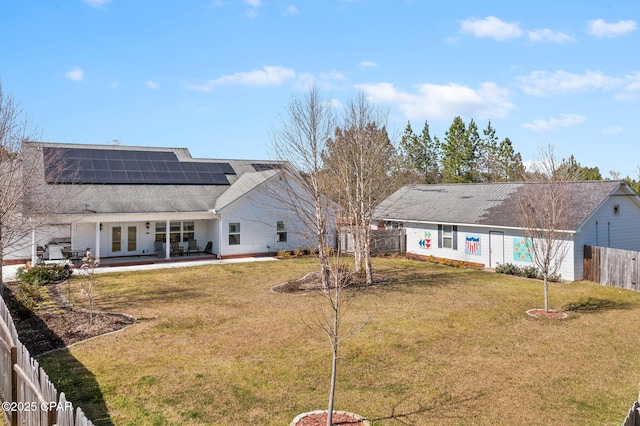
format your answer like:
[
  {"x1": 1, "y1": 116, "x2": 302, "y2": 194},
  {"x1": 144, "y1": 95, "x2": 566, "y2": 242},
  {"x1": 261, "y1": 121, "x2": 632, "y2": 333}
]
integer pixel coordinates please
[{"x1": 373, "y1": 181, "x2": 636, "y2": 231}]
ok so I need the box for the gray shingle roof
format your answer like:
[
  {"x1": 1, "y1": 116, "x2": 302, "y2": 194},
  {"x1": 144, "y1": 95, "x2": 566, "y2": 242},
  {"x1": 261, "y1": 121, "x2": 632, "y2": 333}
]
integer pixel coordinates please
[
  {"x1": 373, "y1": 181, "x2": 627, "y2": 231},
  {"x1": 25, "y1": 142, "x2": 286, "y2": 215}
]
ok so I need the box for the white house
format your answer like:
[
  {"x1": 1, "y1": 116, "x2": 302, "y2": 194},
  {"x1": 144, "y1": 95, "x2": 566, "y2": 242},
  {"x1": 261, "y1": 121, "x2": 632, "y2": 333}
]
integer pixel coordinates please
[
  {"x1": 372, "y1": 181, "x2": 640, "y2": 281},
  {"x1": 7, "y1": 142, "x2": 318, "y2": 264}
]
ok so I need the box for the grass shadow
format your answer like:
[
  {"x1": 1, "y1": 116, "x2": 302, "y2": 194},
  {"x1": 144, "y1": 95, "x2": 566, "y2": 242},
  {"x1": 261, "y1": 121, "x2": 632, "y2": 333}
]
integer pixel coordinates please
[
  {"x1": 562, "y1": 297, "x2": 633, "y2": 313},
  {"x1": 370, "y1": 392, "x2": 485, "y2": 425},
  {"x1": 3, "y1": 286, "x2": 113, "y2": 426}
]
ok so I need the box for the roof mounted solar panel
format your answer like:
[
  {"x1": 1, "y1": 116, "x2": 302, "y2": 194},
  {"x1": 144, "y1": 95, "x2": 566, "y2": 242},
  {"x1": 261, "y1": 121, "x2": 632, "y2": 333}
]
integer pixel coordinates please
[
  {"x1": 43, "y1": 147, "x2": 234, "y2": 185},
  {"x1": 252, "y1": 163, "x2": 284, "y2": 172}
]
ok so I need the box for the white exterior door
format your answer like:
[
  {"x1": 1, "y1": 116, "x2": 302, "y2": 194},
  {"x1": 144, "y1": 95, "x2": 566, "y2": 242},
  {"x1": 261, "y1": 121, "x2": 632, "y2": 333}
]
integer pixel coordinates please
[
  {"x1": 110, "y1": 224, "x2": 138, "y2": 256},
  {"x1": 489, "y1": 231, "x2": 504, "y2": 268}
]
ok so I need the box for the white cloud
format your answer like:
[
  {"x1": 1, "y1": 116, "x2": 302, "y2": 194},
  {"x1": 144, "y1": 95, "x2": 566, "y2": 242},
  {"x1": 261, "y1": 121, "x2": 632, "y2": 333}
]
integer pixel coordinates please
[
  {"x1": 522, "y1": 114, "x2": 586, "y2": 133},
  {"x1": 146, "y1": 81, "x2": 160, "y2": 90},
  {"x1": 83, "y1": 0, "x2": 111, "y2": 7},
  {"x1": 355, "y1": 81, "x2": 515, "y2": 121},
  {"x1": 284, "y1": 4, "x2": 299, "y2": 16},
  {"x1": 359, "y1": 61, "x2": 378, "y2": 68},
  {"x1": 517, "y1": 70, "x2": 621, "y2": 96},
  {"x1": 459, "y1": 16, "x2": 523, "y2": 41},
  {"x1": 602, "y1": 126, "x2": 623, "y2": 135},
  {"x1": 527, "y1": 29, "x2": 574, "y2": 43},
  {"x1": 244, "y1": 0, "x2": 261, "y2": 18},
  {"x1": 587, "y1": 19, "x2": 636, "y2": 38},
  {"x1": 65, "y1": 67, "x2": 84, "y2": 82},
  {"x1": 187, "y1": 66, "x2": 296, "y2": 92}
]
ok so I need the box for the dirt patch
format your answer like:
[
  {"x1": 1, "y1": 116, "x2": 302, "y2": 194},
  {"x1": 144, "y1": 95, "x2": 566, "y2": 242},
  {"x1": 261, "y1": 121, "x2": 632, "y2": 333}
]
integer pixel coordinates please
[
  {"x1": 526, "y1": 308, "x2": 568, "y2": 319},
  {"x1": 272, "y1": 271, "x2": 391, "y2": 294},
  {"x1": 292, "y1": 410, "x2": 369, "y2": 425},
  {"x1": 3, "y1": 281, "x2": 136, "y2": 356}
]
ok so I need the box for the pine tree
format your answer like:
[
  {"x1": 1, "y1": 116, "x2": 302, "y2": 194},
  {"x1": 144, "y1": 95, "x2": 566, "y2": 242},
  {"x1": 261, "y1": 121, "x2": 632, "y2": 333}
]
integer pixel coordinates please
[{"x1": 397, "y1": 120, "x2": 440, "y2": 183}]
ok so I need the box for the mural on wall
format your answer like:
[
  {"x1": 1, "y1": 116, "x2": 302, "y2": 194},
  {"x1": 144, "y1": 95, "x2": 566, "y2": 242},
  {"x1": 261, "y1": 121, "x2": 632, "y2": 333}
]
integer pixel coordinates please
[
  {"x1": 465, "y1": 234, "x2": 481, "y2": 255},
  {"x1": 418, "y1": 231, "x2": 432, "y2": 249},
  {"x1": 513, "y1": 238, "x2": 533, "y2": 262}
]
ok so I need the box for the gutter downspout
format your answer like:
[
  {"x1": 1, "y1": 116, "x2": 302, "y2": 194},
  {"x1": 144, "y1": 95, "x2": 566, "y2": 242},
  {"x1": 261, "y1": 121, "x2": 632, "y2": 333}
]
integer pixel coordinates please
[{"x1": 95, "y1": 221, "x2": 101, "y2": 262}]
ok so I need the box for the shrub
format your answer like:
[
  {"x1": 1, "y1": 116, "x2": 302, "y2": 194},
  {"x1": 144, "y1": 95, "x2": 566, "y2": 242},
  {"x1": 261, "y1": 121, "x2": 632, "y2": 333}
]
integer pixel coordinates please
[
  {"x1": 293, "y1": 249, "x2": 304, "y2": 257},
  {"x1": 495, "y1": 263, "x2": 521, "y2": 276},
  {"x1": 277, "y1": 250, "x2": 294, "y2": 259},
  {"x1": 15, "y1": 283, "x2": 43, "y2": 311},
  {"x1": 16, "y1": 264, "x2": 72, "y2": 286},
  {"x1": 495, "y1": 263, "x2": 561, "y2": 282}
]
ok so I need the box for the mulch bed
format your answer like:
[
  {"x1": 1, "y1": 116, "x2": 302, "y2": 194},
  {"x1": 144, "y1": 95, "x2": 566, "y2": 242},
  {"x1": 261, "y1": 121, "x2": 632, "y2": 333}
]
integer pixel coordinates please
[
  {"x1": 272, "y1": 271, "x2": 390, "y2": 294},
  {"x1": 526, "y1": 308, "x2": 568, "y2": 319},
  {"x1": 293, "y1": 411, "x2": 368, "y2": 425},
  {"x1": 3, "y1": 281, "x2": 136, "y2": 356}
]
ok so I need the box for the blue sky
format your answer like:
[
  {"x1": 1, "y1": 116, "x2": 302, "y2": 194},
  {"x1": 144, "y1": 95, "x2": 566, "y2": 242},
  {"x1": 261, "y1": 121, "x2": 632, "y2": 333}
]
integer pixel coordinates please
[{"x1": 1, "y1": 0, "x2": 639, "y2": 178}]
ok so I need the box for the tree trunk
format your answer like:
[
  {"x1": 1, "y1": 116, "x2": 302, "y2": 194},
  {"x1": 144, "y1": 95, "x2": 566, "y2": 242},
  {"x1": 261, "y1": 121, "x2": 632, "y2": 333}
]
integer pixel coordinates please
[
  {"x1": 326, "y1": 285, "x2": 340, "y2": 426},
  {"x1": 544, "y1": 274, "x2": 549, "y2": 312}
]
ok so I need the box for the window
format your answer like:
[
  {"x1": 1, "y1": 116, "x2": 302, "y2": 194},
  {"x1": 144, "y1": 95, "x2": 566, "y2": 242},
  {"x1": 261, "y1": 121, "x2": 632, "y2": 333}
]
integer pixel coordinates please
[
  {"x1": 155, "y1": 222, "x2": 166, "y2": 242},
  {"x1": 155, "y1": 221, "x2": 195, "y2": 242},
  {"x1": 438, "y1": 224, "x2": 458, "y2": 250},
  {"x1": 183, "y1": 221, "x2": 195, "y2": 242},
  {"x1": 443, "y1": 225, "x2": 453, "y2": 248},
  {"x1": 170, "y1": 221, "x2": 181, "y2": 242},
  {"x1": 229, "y1": 222, "x2": 240, "y2": 245},
  {"x1": 276, "y1": 221, "x2": 287, "y2": 242},
  {"x1": 613, "y1": 204, "x2": 620, "y2": 215}
]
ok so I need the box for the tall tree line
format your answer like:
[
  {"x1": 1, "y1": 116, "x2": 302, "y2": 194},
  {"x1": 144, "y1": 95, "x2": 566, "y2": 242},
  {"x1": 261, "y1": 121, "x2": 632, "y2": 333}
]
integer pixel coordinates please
[{"x1": 397, "y1": 116, "x2": 525, "y2": 184}]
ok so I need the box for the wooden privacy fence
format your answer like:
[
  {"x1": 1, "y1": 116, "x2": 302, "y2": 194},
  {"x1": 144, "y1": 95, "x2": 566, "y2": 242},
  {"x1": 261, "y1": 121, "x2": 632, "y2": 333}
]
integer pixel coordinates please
[
  {"x1": 583, "y1": 245, "x2": 640, "y2": 291},
  {"x1": 0, "y1": 296, "x2": 94, "y2": 426},
  {"x1": 339, "y1": 229, "x2": 406, "y2": 255},
  {"x1": 622, "y1": 393, "x2": 640, "y2": 426}
]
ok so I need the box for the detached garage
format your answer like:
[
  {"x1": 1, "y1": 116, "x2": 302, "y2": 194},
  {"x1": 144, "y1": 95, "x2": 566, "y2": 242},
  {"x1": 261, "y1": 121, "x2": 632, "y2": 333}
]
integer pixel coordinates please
[{"x1": 372, "y1": 181, "x2": 640, "y2": 281}]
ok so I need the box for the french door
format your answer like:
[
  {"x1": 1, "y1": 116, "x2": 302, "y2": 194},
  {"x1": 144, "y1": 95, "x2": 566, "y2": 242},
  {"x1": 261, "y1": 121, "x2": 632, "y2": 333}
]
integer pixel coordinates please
[{"x1": 111, "y1": 224, "x2": 138, "y2": 255}]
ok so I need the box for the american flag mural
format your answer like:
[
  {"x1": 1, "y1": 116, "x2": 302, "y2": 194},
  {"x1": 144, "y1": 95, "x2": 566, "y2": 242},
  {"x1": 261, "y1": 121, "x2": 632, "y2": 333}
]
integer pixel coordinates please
[{"x1": 465, "y1": 235, "x2": 481, "y2": 255}]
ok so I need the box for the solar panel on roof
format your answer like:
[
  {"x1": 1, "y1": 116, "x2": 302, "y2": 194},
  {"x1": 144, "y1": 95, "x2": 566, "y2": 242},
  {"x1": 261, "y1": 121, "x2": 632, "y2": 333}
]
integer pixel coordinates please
[
  {"x1": 252, "y1": 163, "x2": 283, "y2": 171},
  {"x1": 43, "y1": 147, "x2": 234, "y2": 185}
]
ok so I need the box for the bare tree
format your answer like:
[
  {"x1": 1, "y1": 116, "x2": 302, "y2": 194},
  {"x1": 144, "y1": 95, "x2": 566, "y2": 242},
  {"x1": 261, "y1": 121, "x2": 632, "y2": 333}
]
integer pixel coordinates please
[
  {"x1": 323, "y1": 93, "x2": 396, "y2": 284},
  {"x1": 271, "y1": 87, "x2": 377, "y2": 426},
  {"x1": 0, "y1": 83, "x2": 44, "y2": 292},
  {"x1": 0, "y1": 83, "x2": 75, "y2": 292},
  {"x1": 516, "y1": 144, "x2": 577, "y2": 312},
  {"x1": 270, "y1": 85, "x2": 337, "y2": 287},
  {"x1": 310, "y1": 258, "x2": 372, "y2": 426}
]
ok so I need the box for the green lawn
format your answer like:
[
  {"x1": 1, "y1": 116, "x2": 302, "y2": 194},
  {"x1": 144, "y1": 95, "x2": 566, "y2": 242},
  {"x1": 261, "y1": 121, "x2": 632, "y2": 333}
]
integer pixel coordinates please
[{"x1": 39, "y1": 258, "x2": 640, "y2": 425}]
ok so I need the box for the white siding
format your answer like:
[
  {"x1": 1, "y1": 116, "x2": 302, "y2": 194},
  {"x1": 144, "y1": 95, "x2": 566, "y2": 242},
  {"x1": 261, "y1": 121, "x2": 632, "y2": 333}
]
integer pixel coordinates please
[
  {"x1": 218, "y1": 183, "x2": 316, "y2": 257},
  {"x1": 572, "y1": 192, "x2": 640, "y2": 280},
  {"x1": 405, "y1": 222, "x2": 577, "y2": 281}
]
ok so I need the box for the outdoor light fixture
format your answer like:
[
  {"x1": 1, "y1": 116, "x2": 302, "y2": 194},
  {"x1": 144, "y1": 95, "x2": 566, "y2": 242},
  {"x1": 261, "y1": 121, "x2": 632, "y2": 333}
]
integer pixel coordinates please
[
  {"x1": 99, "y1": 223, "x2": 102, "y2": 231},
  {"x1": 146, "y1": 221, "x2": 150, "y2": 230}
]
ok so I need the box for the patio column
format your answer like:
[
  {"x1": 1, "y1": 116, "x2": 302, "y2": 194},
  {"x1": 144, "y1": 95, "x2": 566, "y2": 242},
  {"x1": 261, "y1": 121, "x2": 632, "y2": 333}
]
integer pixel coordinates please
[
  {"x1": 165, "y1": 219, "x2": 170, "y2": 259},
  {"x1": 95, "y1": 221, "x2": 101, "y2": 261}
]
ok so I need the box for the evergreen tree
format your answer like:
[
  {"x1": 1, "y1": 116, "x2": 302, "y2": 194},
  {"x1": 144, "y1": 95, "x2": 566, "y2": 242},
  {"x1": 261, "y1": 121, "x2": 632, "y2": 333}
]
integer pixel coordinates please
[
  {"x1": 558, "y1": 155, "x2": 602, "y2": 180},
  {"x1": 441, "y1": 116, "x2": 475, "y2": 183},
  {"x1": 397, "y1": 120, "x2": 440, "y2": 183},
  {"x1": 497, "y1": 137, "x2": 525, "y2": 181}
]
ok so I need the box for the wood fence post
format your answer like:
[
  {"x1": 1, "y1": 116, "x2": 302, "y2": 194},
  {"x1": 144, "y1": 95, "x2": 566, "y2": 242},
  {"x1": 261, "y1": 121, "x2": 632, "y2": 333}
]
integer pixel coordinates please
[{"x1": 10, "y1": 345, "x2": 17, "y2": 426}]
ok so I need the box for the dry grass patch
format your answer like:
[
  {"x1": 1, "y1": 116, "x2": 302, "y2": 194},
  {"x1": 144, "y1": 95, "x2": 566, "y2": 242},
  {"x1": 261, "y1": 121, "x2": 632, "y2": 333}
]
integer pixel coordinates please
[{"x1": 37, "y1": 258, "x2": 640, "y2": 425}]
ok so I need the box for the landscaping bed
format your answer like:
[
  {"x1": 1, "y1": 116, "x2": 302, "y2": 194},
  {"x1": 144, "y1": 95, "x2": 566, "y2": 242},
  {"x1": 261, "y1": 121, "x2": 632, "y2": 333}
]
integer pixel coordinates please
[{"x1": 3, "y1": 280, "x2": 135, "y2": 356}]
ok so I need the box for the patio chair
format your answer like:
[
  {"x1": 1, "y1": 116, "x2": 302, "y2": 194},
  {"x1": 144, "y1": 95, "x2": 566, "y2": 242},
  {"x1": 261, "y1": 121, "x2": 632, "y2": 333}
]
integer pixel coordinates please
[
  {"x1": 203, "y1": 241, "x2": 213, "y2": 254},
  {"x1": 170, "y1": 240, "x2": 184, "y2": 256},
  {"x1": 154, "y1": 241, "x2": 165, "y2": 257},
  {"x1": 186, "y1": 239, "x2": 201, "y2": 256}
]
